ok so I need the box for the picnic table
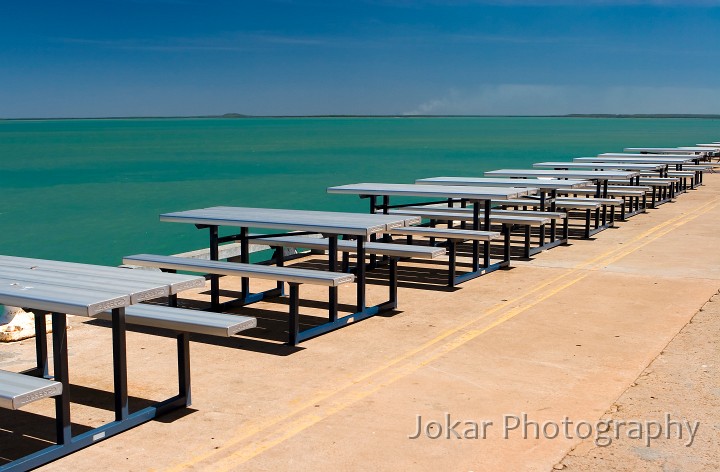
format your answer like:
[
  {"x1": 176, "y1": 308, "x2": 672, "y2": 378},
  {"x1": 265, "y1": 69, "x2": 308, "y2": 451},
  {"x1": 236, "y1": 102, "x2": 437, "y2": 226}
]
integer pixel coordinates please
[
  {"x1": 483, "y1": 169, "x2": 639, "y2": 233},
  {"x1": 415, "y1": 176, "x2": 592, "y2": 245},
  {"x1": 159, "y1": 206, "x2": 419, "y2": 342},
  {"x1": 483, "y1": 169, "x2": 639, "y2": 198},
  {"x1": 592, "y1": 154, "x2": 695, "y2": 170},
  {"x1": 533, "y1": 161, "x2": 667, "y2": 174},
  {"x1": 623, "y1": 147, "x2": 712, "y2": 160},
  {"x1": 0, "y1": 255, "x2": 205, "y2": 471},
  {"x1": 326, "y1": 183, "x2": 537, "y2": 281},
  {"x1": 624, "y1": 147, "x2": 711, "y2": 153},
  {"x1": 579, "y1": 155, "x2": 705, "y2": 185},
  {"x1": 415, "y1": 176, "x2": 590, "y2": 208}
]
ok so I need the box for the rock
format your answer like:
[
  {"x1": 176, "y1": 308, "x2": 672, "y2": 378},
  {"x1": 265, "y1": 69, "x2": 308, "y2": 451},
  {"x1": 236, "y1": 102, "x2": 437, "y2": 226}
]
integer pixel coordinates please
[{"x1": 0, "y1": 306, "x2": 53, "y2": 342}]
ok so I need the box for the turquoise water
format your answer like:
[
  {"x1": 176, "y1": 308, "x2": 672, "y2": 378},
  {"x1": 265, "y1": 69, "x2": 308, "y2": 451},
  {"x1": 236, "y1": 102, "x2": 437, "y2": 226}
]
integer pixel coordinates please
[{"x1": 1, "y1": 117, "x2": 718, "y2": 266}]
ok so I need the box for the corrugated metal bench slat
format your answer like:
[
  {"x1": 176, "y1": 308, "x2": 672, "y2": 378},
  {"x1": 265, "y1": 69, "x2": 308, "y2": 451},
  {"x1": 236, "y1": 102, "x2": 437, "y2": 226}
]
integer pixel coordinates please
[
  {"x1": 0, "y1": 370, "x2": 63, "y2": 410},
  {"x1": 247, "y1": 236, "x2": 446, "y2": 259},
  {"x1": 94, "y1": 304, "x2": 257, "y2": 337},
  {"x1": 122, "y1": 254, "x2": 355, "y2": 344}
]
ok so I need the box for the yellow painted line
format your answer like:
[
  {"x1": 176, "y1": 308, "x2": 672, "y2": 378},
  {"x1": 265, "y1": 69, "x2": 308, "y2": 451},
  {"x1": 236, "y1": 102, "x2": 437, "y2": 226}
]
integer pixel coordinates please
[{"x1": 168, "y1": 196, "x2": 720, "y2": 471}]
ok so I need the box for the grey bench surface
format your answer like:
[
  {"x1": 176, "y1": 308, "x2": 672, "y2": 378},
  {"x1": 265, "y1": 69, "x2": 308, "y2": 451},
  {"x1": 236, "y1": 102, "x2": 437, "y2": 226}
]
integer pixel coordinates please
[
  {"x1": 494, "y1": 198, "x2": 601, "y2": 210},
  {"x1": 649, "y1": 171, "x2": 695, "y2": 177},
  {"x1": 0, "y1": 276, "x2": 130, "y2": 317},
  {"x1": 559, "y1": 188, "x2": 647, "y2": 197},
  {"x1": 386, "y1": 208, "x2": 551, "y2": 226},
  {"x1": 395, "y1": 205, "x2": 566, "y2": 220},
  {"x1": 555, "y1": 197, "x2": 623, "y2": 206},
  {"x1": 160, "y1": 206, "x2": 420, "y2": 237},
  {"x1": 578, "y1": 156, "x2": 692, "y2": 164},
  {"x1": 123, "y1": 254, "x2": 355, "y2": 287},
  {"x1": 327, "y1": 182, "x2": 537, "y2": 200},
  {"x1": 681, "y1": 165, "x2": 714, "y2": 170},
  {"x1": 485, "y1": 169, "x2": 639, "y2": 180},
  {"x1": 248, "y1": 236, "x2": 446, "y2": 259},
  {"x1": 608, "y1": 179, "x2": 675, "y2": 186},
  {"x1": 532, "y1": 161, "x2": 665, "y2": 171},
  {"x1": 415, "y1": 176, "x2": 590, "y2": 190},
  {"x1": 0, "y1": 255, "x2": 205, "y2": 295},
  {"x1": 387, "y1": 226, "x2": 501, "y2": 241},
  {"x1": 622, "y1": 148, "x2": 707, "y2": 154},
  {"x1": 94, "y1": 304, "x2": 257, "y2": 337},
  {"x1": 0, "y1": 266, "x2": 172, "y2": 304},
  {"x1": 0, "y1": 370, "x2": 63, "y2": 410}
]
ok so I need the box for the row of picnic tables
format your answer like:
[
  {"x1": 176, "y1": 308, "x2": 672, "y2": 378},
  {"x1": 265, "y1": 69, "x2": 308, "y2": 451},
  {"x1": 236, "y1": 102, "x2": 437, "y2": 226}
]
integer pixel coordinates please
[{"x1": 2, "y1": 143, "x2": 717, "y2": 470}]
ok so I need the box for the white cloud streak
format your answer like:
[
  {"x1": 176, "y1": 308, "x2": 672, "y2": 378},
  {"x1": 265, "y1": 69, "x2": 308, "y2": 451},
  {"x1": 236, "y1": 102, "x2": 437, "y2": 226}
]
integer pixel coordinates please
[
  {"x1": 55, "y1": 33, "x2": 327, "y2": 52},
  {"x1": 405, "y1": 84, "x2": 720, "y2": 115}
]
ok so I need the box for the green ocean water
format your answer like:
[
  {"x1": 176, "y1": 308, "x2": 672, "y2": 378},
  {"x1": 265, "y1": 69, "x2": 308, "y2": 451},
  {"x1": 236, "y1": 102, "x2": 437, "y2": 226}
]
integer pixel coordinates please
[{"x1": 1, "y1": 117, "x2": 718, "y2": 266}]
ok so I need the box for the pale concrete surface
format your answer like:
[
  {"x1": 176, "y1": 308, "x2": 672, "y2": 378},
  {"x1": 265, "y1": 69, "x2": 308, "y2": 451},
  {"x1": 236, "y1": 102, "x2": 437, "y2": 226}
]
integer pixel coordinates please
[
  {"x1": 559, "y1": 292, "x2": 720, "y2": 472},
  {"x1": 1, "y1": 174, "x2": 719, "y2": 471}
]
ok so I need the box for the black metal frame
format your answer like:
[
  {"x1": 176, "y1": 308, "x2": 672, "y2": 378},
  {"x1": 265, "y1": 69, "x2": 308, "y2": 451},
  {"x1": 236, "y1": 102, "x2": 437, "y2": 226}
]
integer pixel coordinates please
[
  {"x1": 196, "y1": 224, "x2": 398, "y2": 345},
  {"x1": 361, "y1": 194, "x2": 514, "y2": 286},
  {"x1": 5, "y1": 308, "x2": 191, "y2": 472}
]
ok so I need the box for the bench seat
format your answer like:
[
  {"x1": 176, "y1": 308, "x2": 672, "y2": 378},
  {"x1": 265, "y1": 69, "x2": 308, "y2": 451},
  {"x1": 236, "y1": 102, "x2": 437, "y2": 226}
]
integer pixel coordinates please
[
  {"x1": 403, "y1": 205, "x2": 567, "y2": 221},
  {"x1": 559, "y1": 188, "x2": 646, "y2": 197},
  {"x1": 608, "y1": 179, "x2": 675, "y2": 186},
  {"x1": 247, "y1": 236, "x2": 446, "y2": 259},
  {"x1": 94, "y1": 304, "x2": 257, "y2": 337},
  {"x1": 385, "y1": 206, "x2": 568, "y2": 259},
  {"x1": 557, "y1": 197, "x2": 623, "y2": 206},
  {"x1": 607, "y1": 185, "x2": 653, "y2": 192},
  {"x1": 122, "y1": 254, "x2": 356, "y2": 344},
  {"x1": 123, "y1": 254, "x2": 354, "y2": 287},
  {"x1": 387, "y1": 226, "x2": 501, "y2": 241},
  {"x1": 386, "y1": 208, "x2": 551, "y2": 226},
  {"x1": 0, "y1": 370, "x2": 63, "y2": 410},
  {"x1": 493, "y1": 198, "x2": 611, "y2": 213}
]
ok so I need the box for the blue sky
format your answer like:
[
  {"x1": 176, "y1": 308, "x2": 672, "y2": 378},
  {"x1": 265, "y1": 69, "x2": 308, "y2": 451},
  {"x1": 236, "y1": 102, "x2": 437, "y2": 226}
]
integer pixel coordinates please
[{"x1": 2, "y1": 0, "x2": 720, "y2": 117}]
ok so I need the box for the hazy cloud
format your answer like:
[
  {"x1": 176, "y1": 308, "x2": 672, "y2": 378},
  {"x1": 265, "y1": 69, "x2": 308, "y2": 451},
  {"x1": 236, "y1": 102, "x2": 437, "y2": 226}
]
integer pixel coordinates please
[
  {"x1": 405, "y1": 84, "x2": 720, "y2": 115},
  {"x1": 55, "y1": 33, "x2": 327, "y2": 52}
]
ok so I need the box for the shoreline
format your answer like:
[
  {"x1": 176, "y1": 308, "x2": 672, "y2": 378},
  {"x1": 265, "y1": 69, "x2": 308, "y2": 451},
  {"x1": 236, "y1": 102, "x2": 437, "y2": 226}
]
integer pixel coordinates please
[{"x1": 3, "y1": 114, "x2": 720, "y2": 122}]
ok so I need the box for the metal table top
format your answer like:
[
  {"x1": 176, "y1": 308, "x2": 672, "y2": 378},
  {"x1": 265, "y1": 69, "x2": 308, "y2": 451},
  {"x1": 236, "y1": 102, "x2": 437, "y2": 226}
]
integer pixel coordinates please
[
  {"x1": 623, "y1": 147, "x2": 709, "y2": 154},
  {"x1": 0, "y1": 255, "x2": 205, "y2": 316},
  {"x1": 327, "y1": 182, "x2": 537, "y2": 200},
  {"x1": 484, "y1": 169, "x2": 639, "y2": 180},
  {"x1": 415, "y1": 176, "x2": 591, "y2": 190},
  {"x1": 596, "y1": 154, "x2": 695, "y2": 163},
  {"x1": 160, "y1": 206, "x2": 420, "y2": 237},
  {"x1": 533, "y1": 161, "x2": 666, "y2": 171}
]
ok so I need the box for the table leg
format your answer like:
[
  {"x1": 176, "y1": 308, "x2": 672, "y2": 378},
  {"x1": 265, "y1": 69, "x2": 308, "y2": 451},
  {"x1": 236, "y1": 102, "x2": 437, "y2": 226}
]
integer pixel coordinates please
[
  {"x1": 34, "y1": 314, "x2": 49, "y2": 378},
  {"x1": 240, "y1": 227, "x2": 250, "y2": 298},
  {"x1": 549, "y1": 189, "x2": 557, "y2": 242},
  {"x1": 177, "y1": 332, "x2": 191, "y2": 406},
  {"x1": 329, "y1": 235, "x2": 338, "y2": 322},
  {"x1": 209, "y1": 225, "x2": 220, "y2": 309},
  {"x1": 356, "y1": 238, "x2": 366, "y2": 312},
  {"x1": 448, "y1": 240, "x2": 457, "y2": 287},
  {"x1": 471, "y1": 204, "x2": 480, "y2": 271},
  {"x1": 112, "y1": 307, "x2": 129, "y2": 421},
  {"x1": 483, "y1": 204, "x2": 491, "y2": 268},
  {"x1": 52, "y1": 313, "x2": 72, "y2": 445},
  {"x1": 602, "y1": 181, "x2": 608, "y2": 225}
]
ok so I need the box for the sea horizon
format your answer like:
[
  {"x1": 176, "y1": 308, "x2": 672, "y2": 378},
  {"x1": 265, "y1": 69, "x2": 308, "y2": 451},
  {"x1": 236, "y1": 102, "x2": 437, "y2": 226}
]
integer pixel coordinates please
[{"x1": 3, "y1": 113, "x2": 720, "y2": 121}]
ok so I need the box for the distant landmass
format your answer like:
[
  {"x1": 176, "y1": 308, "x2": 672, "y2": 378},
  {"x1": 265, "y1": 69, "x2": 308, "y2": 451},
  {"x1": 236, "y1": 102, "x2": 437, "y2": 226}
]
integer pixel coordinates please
[
  {"x1": 565, "y1": 114, "x2": 720, "y2": 119},
  {"x1": 2, "y1": 113, "x2": 720, "y2": 121}
]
